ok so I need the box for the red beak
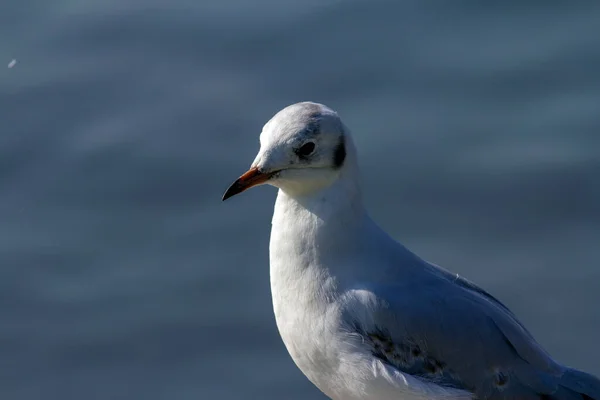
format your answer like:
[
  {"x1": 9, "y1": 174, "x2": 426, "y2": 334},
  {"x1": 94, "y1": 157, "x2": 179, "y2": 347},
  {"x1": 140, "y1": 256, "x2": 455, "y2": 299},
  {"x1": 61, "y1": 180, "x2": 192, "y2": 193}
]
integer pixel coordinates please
[{"x1": 222, "y1": 167, "x2": 272, "y2": 201}]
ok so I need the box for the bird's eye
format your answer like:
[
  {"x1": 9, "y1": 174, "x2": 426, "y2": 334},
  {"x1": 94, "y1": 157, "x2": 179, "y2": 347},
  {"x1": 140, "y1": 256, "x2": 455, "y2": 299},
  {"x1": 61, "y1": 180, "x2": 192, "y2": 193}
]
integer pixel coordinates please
[{"x1": 296, "y1": 142, "x2": 316, "y2": 158}]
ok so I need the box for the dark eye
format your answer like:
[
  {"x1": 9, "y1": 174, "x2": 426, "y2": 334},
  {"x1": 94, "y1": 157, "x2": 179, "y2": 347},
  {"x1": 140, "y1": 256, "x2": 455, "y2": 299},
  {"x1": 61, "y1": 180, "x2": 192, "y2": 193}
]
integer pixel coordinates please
[{"x1": 295, "y1": 142, "x2": 316, "y2": 158}]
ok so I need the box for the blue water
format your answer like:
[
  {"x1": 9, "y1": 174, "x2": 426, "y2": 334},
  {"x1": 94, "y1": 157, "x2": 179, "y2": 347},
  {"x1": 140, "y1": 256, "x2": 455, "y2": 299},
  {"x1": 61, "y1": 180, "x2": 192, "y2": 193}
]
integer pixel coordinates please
[{"x1": 2, "y1": 1, "x2": 599, "y2": 399}]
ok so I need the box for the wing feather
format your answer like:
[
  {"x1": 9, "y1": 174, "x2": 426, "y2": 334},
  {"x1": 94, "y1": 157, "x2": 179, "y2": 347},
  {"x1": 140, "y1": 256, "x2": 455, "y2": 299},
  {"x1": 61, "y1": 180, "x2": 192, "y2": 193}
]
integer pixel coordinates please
[{"x1": 340, "y1": 261, "x2": 598, "y2": 399}]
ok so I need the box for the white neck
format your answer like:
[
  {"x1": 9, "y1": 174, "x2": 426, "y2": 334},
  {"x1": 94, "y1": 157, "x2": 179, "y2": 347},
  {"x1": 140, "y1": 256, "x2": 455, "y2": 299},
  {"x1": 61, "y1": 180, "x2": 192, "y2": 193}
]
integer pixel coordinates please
[
  {"x1": 268, "y1": 139, "x2": 426, "y2": 295},
  {"x1": 268, "y1": 150, "x2": 362, "y2": 315},
  {"x1": 270, "y1": 143, "x2": 365, "y2": 281}
]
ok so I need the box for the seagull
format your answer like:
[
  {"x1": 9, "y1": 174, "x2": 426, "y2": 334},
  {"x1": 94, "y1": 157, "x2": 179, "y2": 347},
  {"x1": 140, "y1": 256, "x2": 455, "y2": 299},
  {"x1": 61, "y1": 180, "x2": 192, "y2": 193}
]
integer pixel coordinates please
[{"x1": 222, "y1": 102, "x2": 600, "y2": 400}]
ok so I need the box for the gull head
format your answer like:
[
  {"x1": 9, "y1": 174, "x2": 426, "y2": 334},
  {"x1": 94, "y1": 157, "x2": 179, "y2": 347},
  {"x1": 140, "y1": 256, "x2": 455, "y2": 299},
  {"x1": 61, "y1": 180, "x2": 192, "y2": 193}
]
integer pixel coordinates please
[{"x1": 222, "y1": 102, "x2": 352, "y2": 200}]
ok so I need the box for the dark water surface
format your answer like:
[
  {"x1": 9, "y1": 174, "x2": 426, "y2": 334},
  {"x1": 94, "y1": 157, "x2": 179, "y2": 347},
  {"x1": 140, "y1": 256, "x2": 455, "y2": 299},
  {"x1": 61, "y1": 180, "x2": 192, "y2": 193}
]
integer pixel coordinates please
[{"x1": 2, "y1": 1, "x2": 600, "y2": 399}]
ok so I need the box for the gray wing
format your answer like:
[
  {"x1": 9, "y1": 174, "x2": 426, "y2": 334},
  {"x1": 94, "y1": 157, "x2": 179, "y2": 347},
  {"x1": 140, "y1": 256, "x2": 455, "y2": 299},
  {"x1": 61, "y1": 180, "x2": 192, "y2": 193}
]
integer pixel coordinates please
[{"x1": 341, "y1": 262, "x2": 600, "y2": 399}]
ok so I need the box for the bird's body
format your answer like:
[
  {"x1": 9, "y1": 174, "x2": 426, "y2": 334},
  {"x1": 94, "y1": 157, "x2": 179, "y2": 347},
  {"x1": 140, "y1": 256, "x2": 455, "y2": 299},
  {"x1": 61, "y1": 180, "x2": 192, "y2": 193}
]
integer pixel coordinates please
[
  {"x1": 270, "y1": 184, "x2": 473, "y2": 400},
  {"x1": 223, "y1": 102, "x2": 600, "y2": 399}
]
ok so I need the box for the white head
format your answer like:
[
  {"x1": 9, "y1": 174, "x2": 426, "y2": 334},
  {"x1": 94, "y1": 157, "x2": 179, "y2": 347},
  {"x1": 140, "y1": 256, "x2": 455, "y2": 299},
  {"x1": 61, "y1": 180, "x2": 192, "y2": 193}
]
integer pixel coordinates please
[{"x1": 222, "y1": 102, "x2": 357, "y2": 200}]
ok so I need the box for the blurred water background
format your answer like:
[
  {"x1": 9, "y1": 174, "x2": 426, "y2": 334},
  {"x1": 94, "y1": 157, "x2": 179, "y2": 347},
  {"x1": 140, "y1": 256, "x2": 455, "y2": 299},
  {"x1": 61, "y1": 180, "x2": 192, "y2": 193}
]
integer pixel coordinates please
[{"x1": 1, "y1": 1, "x2": 600, "y2": 399}]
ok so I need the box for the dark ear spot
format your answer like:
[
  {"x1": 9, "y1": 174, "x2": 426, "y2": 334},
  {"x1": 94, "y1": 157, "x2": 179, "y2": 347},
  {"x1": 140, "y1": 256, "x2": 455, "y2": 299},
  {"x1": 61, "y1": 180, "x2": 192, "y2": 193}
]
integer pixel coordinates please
[{"x1": 333, "y1": 135, "x2": 346, "y2": 169}]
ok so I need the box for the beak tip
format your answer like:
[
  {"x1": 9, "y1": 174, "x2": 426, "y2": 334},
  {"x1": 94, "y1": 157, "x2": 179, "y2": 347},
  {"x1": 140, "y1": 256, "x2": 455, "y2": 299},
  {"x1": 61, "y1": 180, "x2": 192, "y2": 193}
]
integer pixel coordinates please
[
  {"x1": 221, "y1": 185, "x2": 238, "y2": 201},
  {"x1": 221, "y1": 166, "x2": 269, "y2": 203}
]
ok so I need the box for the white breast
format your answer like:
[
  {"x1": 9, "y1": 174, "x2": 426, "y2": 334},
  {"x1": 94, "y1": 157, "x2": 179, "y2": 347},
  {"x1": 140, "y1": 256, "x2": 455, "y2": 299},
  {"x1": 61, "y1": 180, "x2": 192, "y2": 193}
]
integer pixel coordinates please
[
  {"x1": 268, "y1": 190, "x2": 473, "y2": 400},
  {"x1": 268, "y1": 189, "x2": 351, "y2": 397}
]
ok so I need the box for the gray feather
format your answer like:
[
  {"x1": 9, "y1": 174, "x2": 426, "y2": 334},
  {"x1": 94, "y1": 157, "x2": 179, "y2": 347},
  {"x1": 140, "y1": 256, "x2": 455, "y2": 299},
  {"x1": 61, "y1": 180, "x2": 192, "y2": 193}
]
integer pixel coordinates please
[{"x1": 342, "y1": 260, "x2": 600, "y2": 399}]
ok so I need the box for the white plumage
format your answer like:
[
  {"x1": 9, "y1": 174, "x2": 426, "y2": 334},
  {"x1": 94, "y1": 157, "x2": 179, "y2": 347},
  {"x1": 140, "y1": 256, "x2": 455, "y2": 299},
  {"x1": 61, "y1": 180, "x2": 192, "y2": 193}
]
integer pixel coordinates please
[{"x1": 223, "y1": 101, "x2": 600, "y2": 400}]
